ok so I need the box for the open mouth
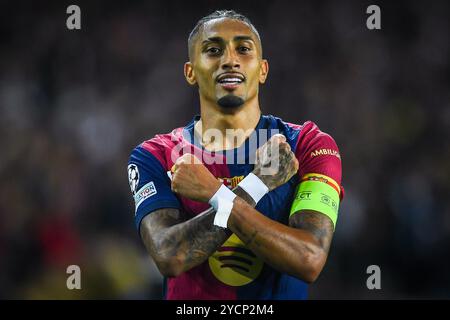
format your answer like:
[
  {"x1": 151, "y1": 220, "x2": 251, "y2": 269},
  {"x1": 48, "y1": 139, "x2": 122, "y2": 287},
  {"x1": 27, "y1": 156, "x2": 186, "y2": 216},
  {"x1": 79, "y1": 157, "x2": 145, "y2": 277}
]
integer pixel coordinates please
[{"x1": 216, "y1": 73, "x2": 245, "y2": 90}]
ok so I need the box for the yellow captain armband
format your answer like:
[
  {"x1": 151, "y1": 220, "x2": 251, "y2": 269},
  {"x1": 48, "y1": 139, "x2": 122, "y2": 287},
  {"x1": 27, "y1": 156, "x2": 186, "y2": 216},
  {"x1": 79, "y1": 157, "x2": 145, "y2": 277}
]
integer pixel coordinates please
[{"x1": 290, "y1": 173, "x2": 341, "y2": 228}]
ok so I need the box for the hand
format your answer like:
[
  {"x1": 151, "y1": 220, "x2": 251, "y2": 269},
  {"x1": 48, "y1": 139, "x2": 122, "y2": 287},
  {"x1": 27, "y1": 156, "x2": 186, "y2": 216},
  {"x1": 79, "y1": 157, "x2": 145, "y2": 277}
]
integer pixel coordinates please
[
  {"x1": 252, "y1": 134, "x2": 299, "y2": 191},
  {"x1": 171, "y1": 153, "x2": 222, "y2": 203}
]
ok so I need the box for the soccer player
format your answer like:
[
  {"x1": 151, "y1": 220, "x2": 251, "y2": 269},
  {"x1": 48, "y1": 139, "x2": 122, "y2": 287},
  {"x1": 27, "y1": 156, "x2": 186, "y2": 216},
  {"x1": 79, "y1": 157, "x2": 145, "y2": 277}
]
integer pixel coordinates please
[{"x1": 127, "y1": 10, "x2": 344, "y2": 299}]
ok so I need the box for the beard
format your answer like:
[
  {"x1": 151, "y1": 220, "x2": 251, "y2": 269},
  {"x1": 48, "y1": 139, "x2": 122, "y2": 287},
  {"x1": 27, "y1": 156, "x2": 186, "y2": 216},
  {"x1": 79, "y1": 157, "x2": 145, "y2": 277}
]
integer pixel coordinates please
[{"x1": 217, "y1": 94, "x2": 245, "y2": 109}]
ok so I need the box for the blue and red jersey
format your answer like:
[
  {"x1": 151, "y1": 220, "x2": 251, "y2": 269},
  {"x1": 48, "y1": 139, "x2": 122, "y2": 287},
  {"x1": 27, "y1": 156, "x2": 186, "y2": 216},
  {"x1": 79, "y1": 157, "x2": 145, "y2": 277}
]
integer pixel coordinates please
[{"x1": 128, "y1": 114, "x2": 343, "y2": 300}]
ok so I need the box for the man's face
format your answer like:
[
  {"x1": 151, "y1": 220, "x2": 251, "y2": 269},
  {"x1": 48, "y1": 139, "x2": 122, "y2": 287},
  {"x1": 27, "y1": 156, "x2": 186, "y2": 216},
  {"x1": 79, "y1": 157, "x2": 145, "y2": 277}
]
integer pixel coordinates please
[{"x1": 185, "y1": 18, "x2": 268, "y2": 110}]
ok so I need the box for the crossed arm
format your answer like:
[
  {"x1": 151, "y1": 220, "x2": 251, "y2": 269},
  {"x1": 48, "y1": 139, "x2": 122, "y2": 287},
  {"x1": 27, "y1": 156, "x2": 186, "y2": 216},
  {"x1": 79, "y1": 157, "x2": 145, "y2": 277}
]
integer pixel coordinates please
[
  {"x1": 228, "y1": 200, "x2": 333, "y2": 283},
  {"x1": 139, "y1": 186, "x2": 255, "y2": 277},
  {"x1": 139, "y1": 135, "x2": 335, "y2": 282},
  {"x1": 140, "y1": 200, "x2": 333, "y2": 282}
]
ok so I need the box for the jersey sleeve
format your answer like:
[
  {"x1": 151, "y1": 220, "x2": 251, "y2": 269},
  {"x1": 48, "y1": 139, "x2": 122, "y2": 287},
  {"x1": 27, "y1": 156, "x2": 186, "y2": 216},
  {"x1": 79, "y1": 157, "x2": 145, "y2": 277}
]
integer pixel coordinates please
[
  {"x1": 127, "y1": 145, "x2": 181, "y2": 231},
  {"x1": 295, "y1": 121, "x2": 343, "y2": 192},
  {"x1": 291, "y1": 121, "x2": 344, "y2": 227}
]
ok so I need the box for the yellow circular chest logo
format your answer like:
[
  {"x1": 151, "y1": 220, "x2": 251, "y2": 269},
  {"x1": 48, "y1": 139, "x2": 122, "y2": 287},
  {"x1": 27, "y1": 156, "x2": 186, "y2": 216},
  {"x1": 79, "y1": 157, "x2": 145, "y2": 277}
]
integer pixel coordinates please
[{"x1": 208, "y1": 234, "x2": 264, "y2": 286}]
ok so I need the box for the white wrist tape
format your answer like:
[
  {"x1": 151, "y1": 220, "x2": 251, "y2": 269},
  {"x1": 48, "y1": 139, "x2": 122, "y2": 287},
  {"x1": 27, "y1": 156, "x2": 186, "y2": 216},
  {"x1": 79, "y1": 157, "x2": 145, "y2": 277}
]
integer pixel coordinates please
[
  {"x1": 237, "y1": 172, "x2": 269, "y2": 204},
  {"x1": 213, "y1": 197, "x2": 234, "y2": 228},
  {"x1": 208, "y1": 184, "x2": 236, "y2": 211}
]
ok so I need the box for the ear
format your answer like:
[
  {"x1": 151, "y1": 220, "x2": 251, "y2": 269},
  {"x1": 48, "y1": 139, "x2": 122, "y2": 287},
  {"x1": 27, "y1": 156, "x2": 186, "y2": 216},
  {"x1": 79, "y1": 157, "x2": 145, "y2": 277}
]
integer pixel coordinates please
[
  {"x1": 259, "y1": 59, "x2": 269, "y2": 84},
  {"x1": 184, "y1": 62, "x2": 197, "y2": 85}
]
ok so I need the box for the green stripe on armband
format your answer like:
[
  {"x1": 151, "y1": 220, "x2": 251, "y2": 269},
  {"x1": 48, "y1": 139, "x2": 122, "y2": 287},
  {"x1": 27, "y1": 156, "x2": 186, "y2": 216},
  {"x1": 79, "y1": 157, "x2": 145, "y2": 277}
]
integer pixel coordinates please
[{"x1": 290, "y1": 180, "x2": 340, "y2": 228}]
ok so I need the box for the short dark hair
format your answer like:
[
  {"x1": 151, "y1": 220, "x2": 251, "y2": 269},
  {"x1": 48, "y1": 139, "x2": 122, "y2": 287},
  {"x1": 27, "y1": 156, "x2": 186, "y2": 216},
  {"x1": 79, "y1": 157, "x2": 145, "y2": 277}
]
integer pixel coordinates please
[{"x1": 188, "y1": 10, "x2": 261, "y2": 60}]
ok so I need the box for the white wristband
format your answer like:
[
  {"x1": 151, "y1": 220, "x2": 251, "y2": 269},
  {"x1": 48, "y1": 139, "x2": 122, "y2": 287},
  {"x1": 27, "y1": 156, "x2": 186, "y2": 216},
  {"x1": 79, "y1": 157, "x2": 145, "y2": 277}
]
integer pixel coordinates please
[
  {"x1": 237, "y1": 172, "x2": 269, "y2": 204},
  {"x1": 213, "y1": 197, "x2": 234, "y2": 228},
  {"x1": 209, "y1": 184, "x2": 236, "y2": 211}
]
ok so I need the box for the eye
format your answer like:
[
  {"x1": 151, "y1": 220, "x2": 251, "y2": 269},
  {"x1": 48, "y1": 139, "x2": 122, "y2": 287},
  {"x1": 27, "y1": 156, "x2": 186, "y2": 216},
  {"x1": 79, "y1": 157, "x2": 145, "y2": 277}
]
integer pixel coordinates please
[
  {"x1": 206, "y1": 47, "x2": 221, "y2": 55},
  {"x1": 238, "y1": 46, "x2": 251, "y2": 53}
]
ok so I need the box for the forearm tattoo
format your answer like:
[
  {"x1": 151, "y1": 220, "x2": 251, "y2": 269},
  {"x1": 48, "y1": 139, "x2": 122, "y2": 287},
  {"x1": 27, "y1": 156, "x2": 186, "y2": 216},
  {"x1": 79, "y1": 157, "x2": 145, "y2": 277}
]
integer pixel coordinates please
[{"x1": 140, "y1": 186, "x2": 256, "y2": 273}]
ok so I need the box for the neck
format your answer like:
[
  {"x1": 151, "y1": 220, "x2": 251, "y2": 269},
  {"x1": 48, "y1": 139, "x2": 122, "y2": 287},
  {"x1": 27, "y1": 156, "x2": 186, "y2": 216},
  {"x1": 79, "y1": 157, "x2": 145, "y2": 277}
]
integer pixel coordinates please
[{"x1": 195, "y1": 94, "x2": 261, "y2": 151}]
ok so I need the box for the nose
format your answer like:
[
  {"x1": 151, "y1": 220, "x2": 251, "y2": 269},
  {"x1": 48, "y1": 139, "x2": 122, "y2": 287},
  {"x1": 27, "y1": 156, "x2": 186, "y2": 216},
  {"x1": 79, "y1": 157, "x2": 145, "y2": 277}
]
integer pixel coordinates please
[{"x1": 221, "y1": 48, "x2": 240, "y2": 70}]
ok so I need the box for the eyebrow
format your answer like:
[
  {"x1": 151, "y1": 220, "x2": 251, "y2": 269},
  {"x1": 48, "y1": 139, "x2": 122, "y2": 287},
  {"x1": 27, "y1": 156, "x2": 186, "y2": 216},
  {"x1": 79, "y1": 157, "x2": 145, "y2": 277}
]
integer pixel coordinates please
[{"x1": 201, "y1": 35, "x2": 256, "y2": 45}]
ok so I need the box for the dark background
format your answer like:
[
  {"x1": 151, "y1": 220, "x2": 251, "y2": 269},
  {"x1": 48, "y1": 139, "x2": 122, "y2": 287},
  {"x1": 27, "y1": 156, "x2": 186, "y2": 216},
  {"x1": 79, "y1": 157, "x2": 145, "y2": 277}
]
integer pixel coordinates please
[{"x1": 0, "y1": 0, "x2": 449, "y2": 299}]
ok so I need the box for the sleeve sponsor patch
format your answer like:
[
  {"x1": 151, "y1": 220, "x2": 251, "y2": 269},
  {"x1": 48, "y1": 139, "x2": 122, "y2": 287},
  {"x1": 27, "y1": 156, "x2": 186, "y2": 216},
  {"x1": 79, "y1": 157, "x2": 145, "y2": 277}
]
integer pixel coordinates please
[
  {"x1": 310, "y1": 148, "x2": 341, "y2": 160},
  {"x1": 128, "y1": 164, "x2": 140, "y2": 195},
  {"x1": 134, "y1": 181, "x2": 157, "y2": 212}
]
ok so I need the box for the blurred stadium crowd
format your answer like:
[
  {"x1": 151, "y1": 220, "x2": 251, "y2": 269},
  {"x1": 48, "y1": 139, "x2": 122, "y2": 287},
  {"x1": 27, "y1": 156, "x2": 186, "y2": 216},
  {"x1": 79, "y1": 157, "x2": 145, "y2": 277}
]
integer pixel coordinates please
[{"x1": 0, "y1": 0, "x2": 449, "y2": 299}]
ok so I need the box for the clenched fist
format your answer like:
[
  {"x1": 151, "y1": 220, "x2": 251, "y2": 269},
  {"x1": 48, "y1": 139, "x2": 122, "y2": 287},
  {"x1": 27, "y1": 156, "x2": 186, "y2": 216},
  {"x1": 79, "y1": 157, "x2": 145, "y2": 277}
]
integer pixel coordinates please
[
  {"x1": 171, "y1": 153, "x2": 222, "y2": 203},
  {"x1": 252, "y1": 134, "x2": 299, "y2": 191}
]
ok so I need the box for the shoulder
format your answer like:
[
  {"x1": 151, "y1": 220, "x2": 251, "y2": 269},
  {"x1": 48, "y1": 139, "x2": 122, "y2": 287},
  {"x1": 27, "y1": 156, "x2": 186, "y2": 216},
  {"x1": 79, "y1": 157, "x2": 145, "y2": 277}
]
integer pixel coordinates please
[
  {"x1": 293, "y1": 120, "x2": 341, "y2": 161},
  {"x1": 129, "y1": 127, "x2": 185, "y2": 169},
  {"x1": 266, "y1": 115, "x2": 343, "y2": 186},
  {"x1": 263, "y1": 115, "x2": 339, "y2": 154},
  {"x1": 294, "y1": 121, "x2": 343, "y2": 192},
  {"x1": 290, "y1": 120, "x2": 339, "y2": 150}
]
